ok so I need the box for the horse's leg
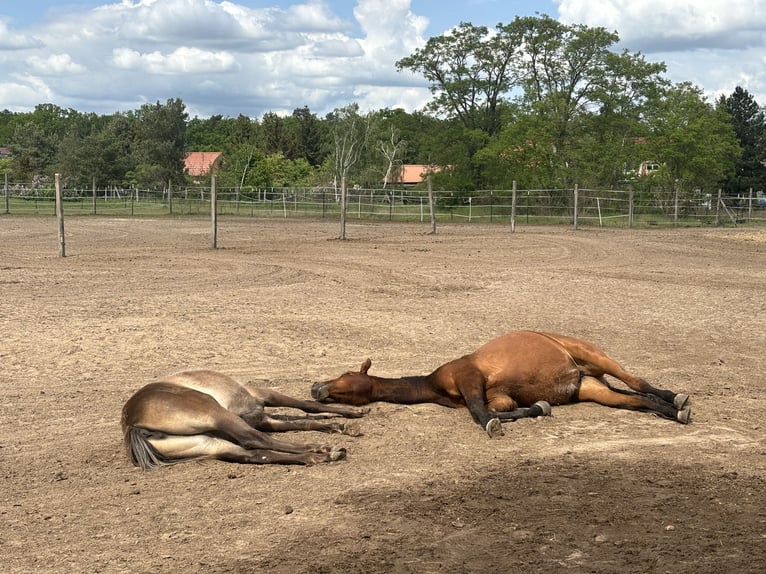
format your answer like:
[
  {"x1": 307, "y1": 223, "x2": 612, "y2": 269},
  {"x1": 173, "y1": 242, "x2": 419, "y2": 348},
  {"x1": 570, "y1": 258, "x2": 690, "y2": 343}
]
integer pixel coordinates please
[
  {"x1": 486, "y1": 389, "x2": 552, "y2": 421},
  {"x1": 577, "y1": 376, "x2": 691, "y2": 423},
  {"x1": 492, "y1": 401, "x2": 553, "y2": 421},
  {"x1": 573, "y1": 346, "x2": 689, "y2": 409},
  {"x1": 148, "y1": 434, "x2": 346, "y2": 465},
  {"x1": 454, "y1": 371, "x2": 504, "y2": 438},
  {"x1": 155, "y1": 392, "x2": 342, "y2": 454},
  {"x1": 211, "y1": 408, "x2": 345, "y2": 454},
  {"x1": 248, "y1": 388, "x2": 369, "y2": 418},
  {"x1": 255, "y1": 414, "x2": 362, "y2": 436}
]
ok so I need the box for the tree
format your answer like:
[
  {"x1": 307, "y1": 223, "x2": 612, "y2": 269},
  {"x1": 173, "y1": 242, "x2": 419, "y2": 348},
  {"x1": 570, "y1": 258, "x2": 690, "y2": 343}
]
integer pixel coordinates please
[
  {"x1": 396, "y1": 22, "x2": 519, "y2": 137},
  {"x1": 718, "y1": 87, "x2": 766, "y2": 194},
  {"x1": 9, "y1": 122, "x2": 57, "y2": 181},
  {"x1": 328, "y1": 103, "x2": 370, "y2": 239},
  {"x1": 642, "y1": 82, "x2": 741, "y2": 216},
  {"x1": 131, "y1": 98, "x2": 188, "y2": 187},
  {"x1": 289, "y1": 106, "x2": 324, "y2": 166},
  {"x1": 398, "y1": 15, "x2": 669, "y2": 189}
]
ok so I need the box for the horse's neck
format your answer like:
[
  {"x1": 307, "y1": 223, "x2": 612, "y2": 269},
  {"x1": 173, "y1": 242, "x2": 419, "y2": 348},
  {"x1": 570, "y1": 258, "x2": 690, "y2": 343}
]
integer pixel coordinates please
[{"x1": 370, "y1": 375, "x2": 446, "y2": 405}]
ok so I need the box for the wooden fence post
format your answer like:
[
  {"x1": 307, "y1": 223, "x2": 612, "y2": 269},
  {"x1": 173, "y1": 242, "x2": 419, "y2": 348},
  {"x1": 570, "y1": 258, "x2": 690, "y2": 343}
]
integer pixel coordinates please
[
  {"x1": 511, "y1": 180, "x2": 517, "y2": 232},
  {"x1": 573, "y1": 184, "x2": 579, "y2": 230},
  {"x1": 55, "y1": 173, "x2": 66, "y2": 257},
  {"x1": 427, "y1": 174, "x2": 436, "y2": 234},
  {"x1": 211, "y1": 175, "x2": 217, "y2": 249}
]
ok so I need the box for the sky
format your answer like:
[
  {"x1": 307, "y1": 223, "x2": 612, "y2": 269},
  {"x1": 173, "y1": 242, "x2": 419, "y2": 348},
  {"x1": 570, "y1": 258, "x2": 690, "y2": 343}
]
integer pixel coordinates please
[{"x1": 1, "y1": 0, "x2": 765, "y2": 120}]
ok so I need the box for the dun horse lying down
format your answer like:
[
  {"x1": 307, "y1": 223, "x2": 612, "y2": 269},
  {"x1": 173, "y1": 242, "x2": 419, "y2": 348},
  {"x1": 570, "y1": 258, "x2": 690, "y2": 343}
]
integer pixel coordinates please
[
  {"x1": 122, "y1": 370, "x2": 368, "y2": 468},
  {"x1": 311, "y1": 331, "x2": 691, "y2": 437}
]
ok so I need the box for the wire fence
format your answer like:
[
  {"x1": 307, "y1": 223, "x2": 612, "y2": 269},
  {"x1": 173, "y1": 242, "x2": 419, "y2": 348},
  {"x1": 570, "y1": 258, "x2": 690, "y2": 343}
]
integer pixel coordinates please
[{"x1": 3, "y1": 180, "x2": 766, "y2": 228}]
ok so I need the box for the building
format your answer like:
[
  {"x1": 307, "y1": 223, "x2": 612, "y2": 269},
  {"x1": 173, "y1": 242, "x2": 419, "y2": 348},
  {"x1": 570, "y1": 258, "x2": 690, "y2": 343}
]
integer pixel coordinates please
[
  {"x1": 385, "y1": 164, "x2": 442, "y2": 186},
  {"x1": 184, "y1": 151, "x2": 222, "y2": 179}
]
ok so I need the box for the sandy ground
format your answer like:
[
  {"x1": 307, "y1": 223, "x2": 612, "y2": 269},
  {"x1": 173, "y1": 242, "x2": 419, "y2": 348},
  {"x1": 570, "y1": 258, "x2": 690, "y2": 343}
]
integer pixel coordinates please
[{"x1": 1, "y1": 216, "x2": 765, "y2": 573}]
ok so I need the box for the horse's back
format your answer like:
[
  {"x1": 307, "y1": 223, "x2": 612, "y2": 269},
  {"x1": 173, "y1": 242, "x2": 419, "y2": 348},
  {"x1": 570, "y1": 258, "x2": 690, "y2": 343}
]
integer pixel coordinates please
[
  {"x1": 158, "y1": 370, "x2": 251, "y2": 410},
  {"x1": 471, "y1": 331, "x2": 583, "y2": 405}
]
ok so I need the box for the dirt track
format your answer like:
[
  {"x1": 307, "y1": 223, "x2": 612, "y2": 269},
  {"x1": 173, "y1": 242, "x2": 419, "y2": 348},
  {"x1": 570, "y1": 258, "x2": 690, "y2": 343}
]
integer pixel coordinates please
[{"x1": 1, "y1": 217, "x2": 765, "y2": 573}]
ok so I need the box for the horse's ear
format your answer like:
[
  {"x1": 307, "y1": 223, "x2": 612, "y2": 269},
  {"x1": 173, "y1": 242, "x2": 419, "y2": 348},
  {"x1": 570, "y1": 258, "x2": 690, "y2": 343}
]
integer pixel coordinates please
[{"x1": 360, "y1": 358, "x2": 372, "y2": 374}]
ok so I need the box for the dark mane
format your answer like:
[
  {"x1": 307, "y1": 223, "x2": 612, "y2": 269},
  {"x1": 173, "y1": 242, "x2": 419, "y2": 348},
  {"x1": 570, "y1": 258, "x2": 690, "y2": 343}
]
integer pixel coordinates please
[{"x1": 401, "y1": 375, "x2": 427, "y2": 383}]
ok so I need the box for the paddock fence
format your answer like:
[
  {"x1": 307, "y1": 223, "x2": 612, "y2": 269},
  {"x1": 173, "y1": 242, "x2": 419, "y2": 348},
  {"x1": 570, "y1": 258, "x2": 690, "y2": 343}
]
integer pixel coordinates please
[{"x1": 3, "y1": 179, "x2": 765, "y2": 228}]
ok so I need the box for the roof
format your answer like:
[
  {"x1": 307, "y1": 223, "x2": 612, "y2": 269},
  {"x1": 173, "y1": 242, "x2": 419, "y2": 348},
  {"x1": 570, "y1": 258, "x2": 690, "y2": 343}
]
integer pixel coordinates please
[
  {"x1": 387, "y1": 164, "x2": 442, "y2": 185},
  {"x1": 184, "y1": 151, "x2": 222, "y2": 177}
]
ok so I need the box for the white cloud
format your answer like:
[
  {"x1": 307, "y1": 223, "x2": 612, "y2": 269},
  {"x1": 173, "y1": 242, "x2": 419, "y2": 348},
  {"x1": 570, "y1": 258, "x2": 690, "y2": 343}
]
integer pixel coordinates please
[
  {"x1": 26, "y1": 53, "x2": 86, "y2": 75},
  {"x1": 1, "y1": 0, "x2": 764, "y2": 118},
  {"x1": 111, "y1": 46, "x2": 237, "y2": 74},
  {"x1": 557, "y1": 0, "x2": 766, "y2": 51},
  {"x1": 0, "y1": 75, "x2": 54, "y2": 111},
  {"x1": 0, "y1": 0, "x2": 433, "y2": 117},
  {"x1": 0, "y1": 20, "x2": 43, "y2": 49},
  {"x1": 555, "y1": 0, "x2": 766, "y2": 106}
]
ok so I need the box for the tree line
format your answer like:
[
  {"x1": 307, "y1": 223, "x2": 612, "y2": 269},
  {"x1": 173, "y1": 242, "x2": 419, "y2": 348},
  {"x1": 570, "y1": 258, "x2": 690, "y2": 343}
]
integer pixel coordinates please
[{"x1": 0, "y1": 15, "x2": 764, "y2": 198}]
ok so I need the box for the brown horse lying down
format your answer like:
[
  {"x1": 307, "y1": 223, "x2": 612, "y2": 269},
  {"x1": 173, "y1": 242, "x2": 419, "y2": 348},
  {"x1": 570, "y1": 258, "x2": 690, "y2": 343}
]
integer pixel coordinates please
[
  {"x1": 311, "y1": 331, "x2": 691, "y2": 437},
  {"x1": 122, "y1": 369, "x2": 368, "y2": 468}
]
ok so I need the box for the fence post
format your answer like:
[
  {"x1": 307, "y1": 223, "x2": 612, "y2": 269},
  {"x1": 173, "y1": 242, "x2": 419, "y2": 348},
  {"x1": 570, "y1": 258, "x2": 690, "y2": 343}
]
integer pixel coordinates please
[
  {"x1": 748, "y1": 187, "x2": 753, "y2": 220},
  {"x1": 427, "y1": 174, "x2": 436, "y2": 234},
  {"x1": 168, "y1": 179, "x2": 173, "y2": 215},
  {"x1": 511, "y1": 180, "x2": 517, "y2": 232},
  {"x1": 4, "y1": 173, "x2": 8, "y2": 214},
  {"x1": 55, "y1": 173, "x2": 66, "y2": 257},
  {"x1": 211, "y1": 175, "x2": 218, "y2": 249},
  {"x1": 715, "y1": 188, "x2": 722, "y2": 226},
  {"x1": 92, "y1": 176, "x2": 96, "y2": 215},
  {"x1": 573, "y1": 184, "x2": 579, "y2": 230},
  {"x1": 628, "y1": 187, "x2": 634, "y2": 228}
]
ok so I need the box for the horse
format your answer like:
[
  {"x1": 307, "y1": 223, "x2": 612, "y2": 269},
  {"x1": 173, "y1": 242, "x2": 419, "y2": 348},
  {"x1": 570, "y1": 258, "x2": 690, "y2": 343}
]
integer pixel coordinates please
[
  {"x1": 311, "y1": 331, "x2": 691, "y2": 437},
  {"x1": 122, "y1": 369, "x2": 369, "y2": 469}
]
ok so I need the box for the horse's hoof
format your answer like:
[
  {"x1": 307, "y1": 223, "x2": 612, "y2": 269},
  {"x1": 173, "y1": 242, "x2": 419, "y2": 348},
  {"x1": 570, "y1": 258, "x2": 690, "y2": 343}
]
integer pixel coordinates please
[
  {"x1": 486, "y1": 417, "x2": 504, "y2": 438},
  {"x1": 329, "y1": 447, "x2": 347, "y2": 461},
  {"x1": 533, "y1": 401, "x2": 552, "y2": 417},
  {"x1": 674, "y1": 394, "x2": 690, "y2": 409},
  {"x1": 341, "y1": 422, "x2": 362, "y2": 437},
  {"x1": 677, "y1": 407, "x2": 692, "y2": 424}
]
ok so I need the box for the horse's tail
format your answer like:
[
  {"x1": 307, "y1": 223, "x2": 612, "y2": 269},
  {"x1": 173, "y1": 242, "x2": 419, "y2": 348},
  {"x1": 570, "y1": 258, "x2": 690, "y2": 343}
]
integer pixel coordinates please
[{"x1": 123, "y1": 426, "x2": 167, "y2": 470}]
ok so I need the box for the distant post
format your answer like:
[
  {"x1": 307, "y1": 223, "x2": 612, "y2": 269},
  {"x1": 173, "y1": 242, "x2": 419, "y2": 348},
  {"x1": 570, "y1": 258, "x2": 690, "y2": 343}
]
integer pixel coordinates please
[
  {"x1": 92, "y1": 176, "x2": 96, "y2": 215},
  {"x1": 573, "y1": 184, "x2": 579, "y2": 230},
  {"x1": 4, "y1": 173, "x2": 8, "y2": 214},
  {"x1": 210, "y1": 175, "x2": 218, "y2": 249},
  {"x1": 427, "y1": 173, "x2": 436, "y2": 234},
  {"x1": 510, "y1": 180, "x2": 517, "y2": 232},
  {"x1": 168, "y1": 178, "x2": 173, "y2": 215},
  {"x1": 55, "y1": 173, "x2": 66, "y2": 257}
]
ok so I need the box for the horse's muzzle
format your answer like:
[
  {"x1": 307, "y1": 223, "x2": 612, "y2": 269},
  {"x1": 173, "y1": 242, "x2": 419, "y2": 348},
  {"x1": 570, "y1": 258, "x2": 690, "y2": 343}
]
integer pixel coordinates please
[{"x1": 311, "y1": 383, "x2": 332, "y2": 402}]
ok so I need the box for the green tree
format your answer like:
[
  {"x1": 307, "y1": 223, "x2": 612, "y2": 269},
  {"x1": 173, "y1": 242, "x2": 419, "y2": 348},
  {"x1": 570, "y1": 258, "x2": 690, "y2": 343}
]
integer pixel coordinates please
[
  {"x1": 9, "y1": 121, "x2": 57, "y2": 181},
  {"x1": 642, "y1": 82, "x2": 741, "y2": 213},
  {"x1": 288, "y1": 106, "x2": 324, "y2": 166},
  {"x1": 131, "y1": 98, "x2": 188, "y2": 187},
  {"x1": 396, "y1": 22, "x2": 519, "y2": 137},
  {"x1": 718, "y1": 87, "x2": 766, "y2": 194}
]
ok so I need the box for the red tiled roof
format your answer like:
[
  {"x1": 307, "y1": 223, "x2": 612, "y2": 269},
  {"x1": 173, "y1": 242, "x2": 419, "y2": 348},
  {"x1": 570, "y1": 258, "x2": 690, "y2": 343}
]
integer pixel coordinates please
[
  {"x1": 387, "y1": 164, "x2": 441, "y2": 185},
  {"x1": 184, "y1": 151, "x2": 222, "y2": 177}
]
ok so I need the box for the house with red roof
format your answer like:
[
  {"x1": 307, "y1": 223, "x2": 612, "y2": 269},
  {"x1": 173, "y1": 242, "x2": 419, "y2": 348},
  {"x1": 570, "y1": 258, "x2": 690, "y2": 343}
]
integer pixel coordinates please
[
  {"x1": 385, "y1": 164, "x2": 442, "y2": 186},
  {"x1": 184, "y1": 151, "x2": 222, "y2": 180}
]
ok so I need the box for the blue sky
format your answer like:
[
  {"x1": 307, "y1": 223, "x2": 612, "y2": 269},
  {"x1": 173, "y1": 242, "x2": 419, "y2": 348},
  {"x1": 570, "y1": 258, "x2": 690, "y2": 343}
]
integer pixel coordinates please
[{"x1": 1, "y1": 0, "x2": 764, "y2": 118}]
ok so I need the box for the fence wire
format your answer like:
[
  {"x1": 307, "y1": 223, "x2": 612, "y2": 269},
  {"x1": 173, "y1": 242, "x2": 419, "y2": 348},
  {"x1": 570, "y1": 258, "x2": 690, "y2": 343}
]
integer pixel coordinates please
[{"x1": 3, "y1": 184, "x2": 765, "y2": 227}]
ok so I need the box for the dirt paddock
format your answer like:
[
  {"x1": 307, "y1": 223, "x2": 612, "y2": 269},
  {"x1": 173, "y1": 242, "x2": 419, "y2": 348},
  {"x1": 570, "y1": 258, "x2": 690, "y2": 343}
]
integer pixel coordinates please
[{"x1": 1, "y1": 217, "x2": 765, "y2": 573}]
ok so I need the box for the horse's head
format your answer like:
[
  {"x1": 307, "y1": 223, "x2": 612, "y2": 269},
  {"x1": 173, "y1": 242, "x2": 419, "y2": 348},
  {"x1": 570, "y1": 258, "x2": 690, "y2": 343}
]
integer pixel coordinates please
[{"x1": 312, "y1": 358, "x2": 374, "y2": 406}]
